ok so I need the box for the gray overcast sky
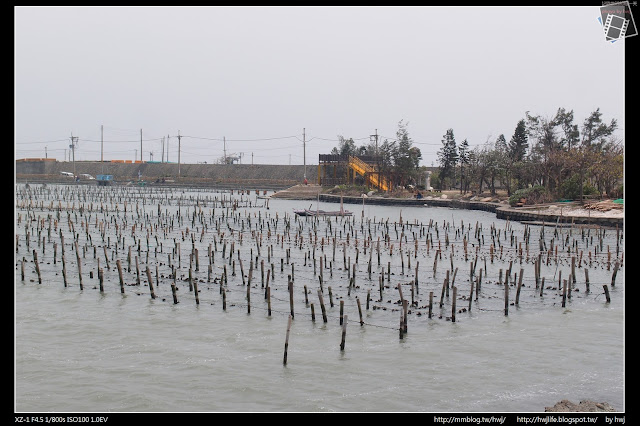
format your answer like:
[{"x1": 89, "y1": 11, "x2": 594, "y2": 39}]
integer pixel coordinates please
[{"x1": 15, "y1": 5, "x2": 625, "y2": 166}]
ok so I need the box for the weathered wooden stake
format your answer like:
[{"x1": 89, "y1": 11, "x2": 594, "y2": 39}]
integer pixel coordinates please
[
  {"x1": 75, "y1": 242, "x2": 83, "y2": 290},
  {"x1": 340, "y1": 315, "x2": 348, "y2": 351},
  {"x1": 246, "y1": 283, "x2": 250, "y2": 313},
  {"x1": 504, "y1": 280, "x2": 509, "y2": 316},
  {"x1": 222, "y1": 288, "x2": 227, "y2": 311},
  {"x1": 146, "y1": 267, "x2": 156, "y2": 300},
  {"x1": 288, "y1": 280, "x2": 295, "y2": 319},
  {"x1": 585, "y1": 269, "x2": 590, "y2": 293},
  {"x1": 318, "y1": 289, "x2": 327, "y2": 323},
  {"x1": 452, "y1": 286, "x2": 457, "y2": 322},
  {"x1": 32, "y1": 250, "x2": 42, "y2": 284},
  {"x1": 515, "y1": 268, "x2": 523, "y2": 305},
  {"x1": 116, "y1": 259, "x2": 124, "y2": 293},
  {"x1": 171, "y1": 278, "x2": 178, "y2": 304},
  {"x1": 611, "y1": 261, "x2": 619, "y2": 287},
  {"x1": 428, "y1": 291, "x2": 433, "y2": 318},
  {"x1": 283, "y1": 314, "x2": 292, "y2": 365},
  {"x1": 267, "y1": 287, "x2": 272, "y2": 316}
]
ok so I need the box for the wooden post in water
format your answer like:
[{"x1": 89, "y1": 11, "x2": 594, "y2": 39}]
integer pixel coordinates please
[
  {"x1": 222, "y1": 288, "x2": 227, "y2": 311},
  {"x1": 288, "y1": 280, "x2": 295, "y2": 319},
  {"x1": 402, "y1": 299, "x2": 408, "y2": 333},
  {"x1": 515, "y1": 268, "x2": 523, "y2": 306},
  {"x1": 452, "y1": 286, "x2": 457, "y2": 322},
  {"x1": 32, "y1": 250, "x2": 42, "y2": 284},
  {"x1": 562, "y1": 280, "x2": 567, "y2": 307},
  {"x1": 283, "y1": 314, "x2": 292, "y2": 365},
  {"x1": 75, "y1": 242, "x2": 83, "y2": 290},
  {"x1": 357, "y1": 298, "x2": 363, "y2": 326},
  {"x1": 103, "y1": 246, "x2": 110, "y2": 270},
  {"x1": 318, "y1": 289, "x2": 327, "y2": 323},
  {"x1": 439, "y1": 275, "x2": 448, "y2": 308},
  {"x1": 246, "y1": 283, "x2": 250, "y2": 313},
  {"x1": 611, "y1": 261, "x2": 619, "y2": 287},
  {"x1": 504, "y1": 280, "x2": 509, "y2": 316},
  {"x1": 339, "y1": 300, "x2": 344, "y2": 325},
  {"x1": 135, "y1": 256, "x2": 140, "y2": 286},
  {"x1": 171, "y1": 277, "x2": 178, "y2": 304},
  {"x1": 145, "y1": 267, "x2": 156, "y2": 300},
  {"x1": 267, "y1": 287, "x2": 272, "y2": 316},
  {"x1": 99, "y1": 268, "x2": 104, "y2": 292},
  {"x1": 585, "y1": 269, "x2": 590, "y2": 293},
  {"x1": 340, "y1": 315, "x2": 348, "y2": 351},
  {"x1": 429, "y1": 291, "x2": 433, "y2": 318},
  {"x1": 116, "y1": 259, "x2": 124, "y2": 293},
  {"x1": 603, "y1": 285, "x2": 610, "y2": 303}
]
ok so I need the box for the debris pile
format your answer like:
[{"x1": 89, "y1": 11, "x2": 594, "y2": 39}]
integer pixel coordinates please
[
  {"x1": 545, "y1": 399, "x2": 617, "y2": 412},
  {"x1": 585, "y1": 200, "x2": 624, "y2": 212}
]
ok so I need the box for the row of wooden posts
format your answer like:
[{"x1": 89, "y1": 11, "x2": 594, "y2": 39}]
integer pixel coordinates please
[
  {"x1": 23, "y1": 243, "x2": 618, "y2": 368},
  {"x1": 17, "y1": 186, "x2": 623, "y2": 365}
]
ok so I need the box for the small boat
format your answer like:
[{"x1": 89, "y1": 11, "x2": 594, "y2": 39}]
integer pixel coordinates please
[
  {"x1": 295, "y1": 208, "x2": 353, "y2": 217},
  {"x1": 294, "y1": 195, "x2": 352, "y2": 217}
]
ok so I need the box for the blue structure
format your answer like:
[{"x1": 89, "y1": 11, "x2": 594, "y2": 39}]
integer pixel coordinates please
[{"x1": 96, "y1": 174, "x2": 113, "y2": 186}]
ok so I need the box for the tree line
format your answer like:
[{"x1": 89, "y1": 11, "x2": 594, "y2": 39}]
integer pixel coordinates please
[
  {"x1": 329, "y1": 108, "x2": 622, "y2": 203},
  {"x1": 436, "y1": 107, "x2": 622, "y2": 203}
]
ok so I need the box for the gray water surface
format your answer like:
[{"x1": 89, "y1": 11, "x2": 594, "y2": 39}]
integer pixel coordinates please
[{"x1": 14, "y1": 185, "x2": 624, "y2": 413}]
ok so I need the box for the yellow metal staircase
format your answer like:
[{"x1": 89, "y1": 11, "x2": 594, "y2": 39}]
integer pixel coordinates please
[{"x1": 347, "y1": 155, "x2": 390, "y2": 191}]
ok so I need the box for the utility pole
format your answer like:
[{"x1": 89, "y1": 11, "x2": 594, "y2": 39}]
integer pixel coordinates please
[
  {"x1": 251, "y1": 152, "x2": 253, "y2": 165},
  {"x1": 140, "y1": 129, "x2": 143, "y2": 162},
  {"x1": 177, "y1": 131, "x2": 181, "y2": 177},
  {"x1": 45, "y1": 146, "x2": 47, "y2": 159},
  {"x1": 370, "y1": 129, "x2": 379, "y2": 190},
  {"x1": 303, "y1": 128, "x2": 306, "y2": 181},
  {"x1": 70, "y1": 133, "x2": 78, "y2": 179},
  {"x1": 101, "y1": 125, "x2": 104, "y2": 174},
  {"x1": 167, "y1": 134, "x2": 170, "y2": 163},
  {"x1": 161, "y1": 136, "x2": 165, "y2": 163},
  {"x1": 223, "y1": 137, "x2": 227, "y2": 164}
]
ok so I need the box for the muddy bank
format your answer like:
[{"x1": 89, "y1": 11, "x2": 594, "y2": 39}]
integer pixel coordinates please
[{"x1": 545, "y1": 400, "x2": 617, "y2": 412}]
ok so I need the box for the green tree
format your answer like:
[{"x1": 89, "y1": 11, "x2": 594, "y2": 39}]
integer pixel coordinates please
[
  {"x1": 458, "y1": 139, "x2": 470, "y2": 193},
  {"x1": 554, "y1": 108, "x2": 580, "y2": 150},
  {"x1": 330, "y1": 136, "x2": 357, "y2": 156},
  {"x1": 508, "y1": 120, "x2": 528, "y2": 162},
  {"x1": 494, "y1": 134, "x2": 512, "y2": 195},
  {"x1": 392, "y1": 120, "x2": 422, "y2": 187},
  {"x1": 581, "y1": 108, "x2": 618, "y2": 151},
  {"x1": 437, "y1": 128, "x2": 458, "y2": 190}
]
